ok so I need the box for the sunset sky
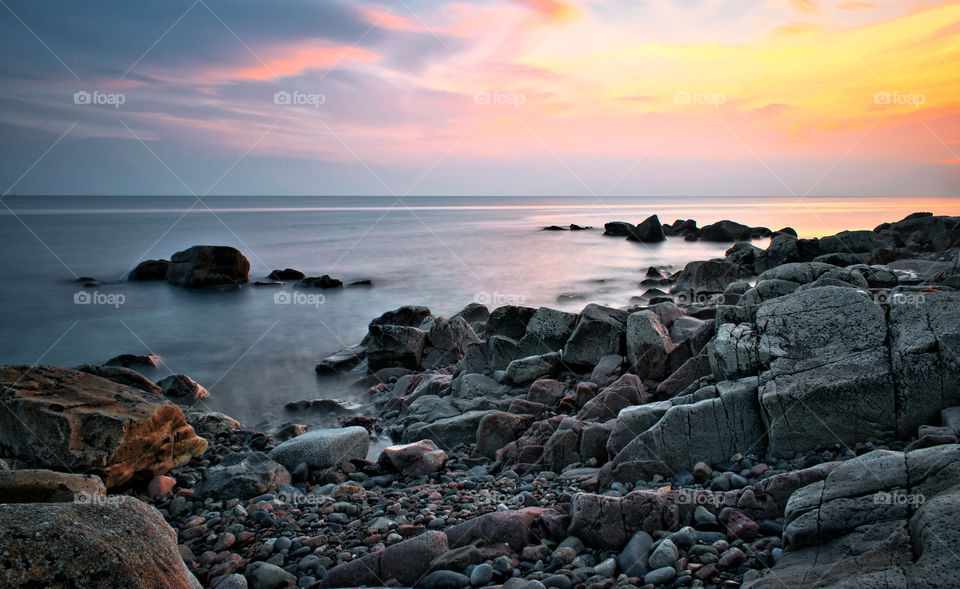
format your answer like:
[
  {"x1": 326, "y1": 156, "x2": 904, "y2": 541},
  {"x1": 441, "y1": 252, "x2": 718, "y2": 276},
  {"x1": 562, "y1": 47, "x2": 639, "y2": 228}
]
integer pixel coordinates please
[{"x1": 0, "y1": 0, "x2": 958, "y2": 196}]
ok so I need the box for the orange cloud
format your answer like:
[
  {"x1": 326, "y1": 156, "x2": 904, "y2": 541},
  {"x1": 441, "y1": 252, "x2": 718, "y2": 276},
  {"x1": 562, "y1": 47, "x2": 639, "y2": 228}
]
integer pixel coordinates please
[
  {"x1": 509, "y1": 0, "x2": 580, "y2": 22},
  {"x1": 790, "y1": 0, "x2": 820, "y2": 14},
  {"x1": 228, "y1": 42, "x2": 379, "y2": 81}
]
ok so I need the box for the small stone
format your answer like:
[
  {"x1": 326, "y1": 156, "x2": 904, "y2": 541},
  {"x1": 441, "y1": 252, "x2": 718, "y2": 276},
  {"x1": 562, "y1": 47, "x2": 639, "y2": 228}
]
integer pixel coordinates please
[
  {"x1": 470, "y1": 563, "x2": 494, "y2": 586},
  {"x1": 643, "y1": 566, "x2": 676, "y2": 586},
  {"x1": 419, "y1": 570, "x2": 471, "y2": 589},
  {"x1": 244, "y1": 561, "x2": 297, "y2": 589},
  {"x1": 541, "y1": 574, "x2": 572, "y2": 589},
  {"x1": 593, "y1": 557, "x2": 617, "y2": 578},
  {"x1": 647, "y1": 539, "x2": 678, "y2": 570},
  {"x1": 718, "y1": 547, "x2": 746, "y2": 569},
  {"x1": 147, "y1": 475, "x2": 176, "y2": 499},
  {"x1": 694, "y1": 506, "x2": 717, "y2": 526},
  {"x1": 692, "y1": 461, "x2": 712, "y2": 482}
]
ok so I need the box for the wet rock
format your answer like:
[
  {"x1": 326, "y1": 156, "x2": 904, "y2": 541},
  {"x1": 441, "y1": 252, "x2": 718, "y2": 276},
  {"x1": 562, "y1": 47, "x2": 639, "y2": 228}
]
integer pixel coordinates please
[
  {"x1": 75, "y1": 364, "x2": 164, "y2": 396},
  {"x1": 378, "y1": 439, "x2": 448, "y2": 476},
  {"x1": 267, "y1": 268, "x2": 305, "y2": 281},
  {"x1": 104, "y1": 353, "x2": 161, "y2": 370},
  {"x1": 366, "y1": 325, "x2": 428, "y2": 372},
  {"x1": 269, "y1": 427, "x2": 369, "y2": 473},
  {"x1": 315, "y1": 344, "x2": 366, "y2": 375},
  {"x1": 300, "y1": 275, "x2": 343, "y2": 288},
  {"x1": 157, "y1": 374, "x2": 210, "y2": 405},
  {"x1": 626, "y1": 215, "x2": 666, "y2": 243},
  {"x1": 562, "y1": 304, "x2": 628, "y2": 369},
  {"x1": 128, "y1": 259, "x2": 170, "y2": 281},
  {"x1": 194, "y1": 452, "x2": 290, "y2": 499},
  {"x1": 165, "y1": 245, "x2": 250, "y2": 288},
  {"x1": 0, "y1": 469, "x2": 106, "y2": 504}
]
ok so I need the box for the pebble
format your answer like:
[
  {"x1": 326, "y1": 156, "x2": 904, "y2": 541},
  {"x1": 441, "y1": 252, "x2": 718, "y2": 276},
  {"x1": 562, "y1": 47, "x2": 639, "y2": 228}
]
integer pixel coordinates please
[
  {"x1": 694, "y1": 506, "x2": 717, "y2": 525},
  {"x1": 470, "y1": 563, "x2": 494, "y2": 586},
  {"x1": 643, "y1": 566, "x2": 676, "y2": 586},
  {"x1": 648, "y1": 539, "x2": 679, "y2": 570}
]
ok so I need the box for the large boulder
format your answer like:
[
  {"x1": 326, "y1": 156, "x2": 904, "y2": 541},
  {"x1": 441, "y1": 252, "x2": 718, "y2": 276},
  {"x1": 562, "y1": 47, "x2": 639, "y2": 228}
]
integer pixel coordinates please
[
  {"x1": 746, "y1": 446, "x2": 960, "y2": 588},
  {"x1": 164, "y1": 245, "x2": 249, "y2": 288},
  {"x1": 578, "y1": 374, "x2": 646, "y2": 422},
  {"x1": 194, "y1": 451, "x2": 290, "y2": 499},
  {"x1": 0, "y1": 496, "x2": 201, "y2": 588},
  {"x1": 0, "y1": 365, "x2": 207, "y2": 488},
  {"x1": 506, "y1": 352, "x2": 561, "y2": 385},
  {"x1": 366, "y1": 325, "x2": 427, "y2": 372},
  {"x1": 75, "y1": 364, "x2": 163, "y2": 395},
  {"x1": 421, "y1": 316, "x2": 480, "y2": 369},
  {"x1": 268, "y1": 426, "x2": 369, "y2": 472},
  {"x1": 403, "y1": 410, "x2": 497, "y2": 449},
  {"x1": 518, "y1": 307, "x2": 578, "y2": 356},
  {"x1": 128, "y1": 259, "x2": 171, "y2": 281},
  {"x1": 562, "y1": 304, "x2": 628, "y2": 369},
  {"x1": 603, "y1": 378, "x2": 765, "y2": 479},
  {"x1": 486, "y1": 306, "x2": 537, "y2": 341},
  {"x1": 671, "y1": 260, "x2": 742, "y2": 297},
  {"x1": 698, "y1": 220, "x2": 752, "y2": 242},
  {"x1": 626, "y1": 310, "x2": 675, "y2": 379},
  {"x1": 157, "y1": 374, "x2": 210, "y2": 405},
  {"x1": 603, "y1": 221, "x2": 635, "y2": 236},
  {"x1": 315, "y1": 344, "x2": 366, "y2": 375},
  {"x1": 626, "y1": 215, "x2": 666, "y2": 243},
  {"x1": 818, "y1": 229, "x2": 894, "y2": 254},
  {"x1": 476, "y1": 412, "x2": 536, "y2": 459}
]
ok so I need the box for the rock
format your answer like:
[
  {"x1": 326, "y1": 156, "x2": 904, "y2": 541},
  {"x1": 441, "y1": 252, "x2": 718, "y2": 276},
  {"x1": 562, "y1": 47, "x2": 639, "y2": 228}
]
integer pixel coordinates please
[
  {"x1": 195, "y1": 452, "x2": 290, "y2": 500},
  {"x1": 419, "y1": 571, "x2": 471, "y2": 589},
  {"x1": 643, "y1": 567, "x2": 676, "y2": 586},
  {"x1": 656, "y1": 352, "x2": 712, "y2": 399},
  {"x1": 165, "y1": 245, "x2": 249, "y2": 288},
  {"x1": 470, "y1": 563, "x2": 494, "y2": 586},
  {"x1": 648, "y1": 538, "x2": 678, "y2": 569},
  {"x1": 562, "y1": 304, "x2": 628, "y2": 369},
  {"x1": 244, "y1": 562, "x2": 296, "y2": 589},
  {"x1": 604, "y1": 221, "x2": 636, "y2": 236},
  {"x1": 589, "y1": 354, "x2": 623, "y2": 388},
  {"x1": 486, "y1": 306, "x2": 538, "y2": 341},
  {"x1": 476, "y1": 412, "x2": 536, "y2": 459},
  {"x1": 518, "y1": 307, "x2": 578, "y2": 356},
  {"x1": 378, "y1": 439, "x2": 448, "y2": 476},
  {"x1": 320, "y1": 530, "x2": 448, "y2": 588},
  {"x1": 157, "y1": 374, "x2": 210, "y2": 405},
  {"x1": 577, "y1": 374, "x2": 646, "y2": 422},
  {"x1": 369, "y1": 305, "x2": 432, "y2": 330},
  {"x1": 104, "y1": 353, "x2": 161, "y2": 369},
  {"x1": 215, "y1": 574, "x2": 248, "y2": 589},
  {"x1": 626, "y1": 215, "x2": 666, "y2": 243},
  {"x1": 0, "y1": 469, "x2": 106, "y2": 504},
  {"x1": 618, "y1": 530, "x2": 653, "y2": 577},
  {"x1": 506, "y1": 352, "x2": 561, "y2": 385},
  {"x1": 749, "y1": 446, "x2": 960, "y2": 588},
  {"x1": 0, "y1": 365, "x2": 207, "y2": 488},
  {"x1": 818, "y1": 229, "x2": 893, "y2": 254},
  {"x1": 445, "y1": 508, "x2": 545, "y2": 550},
  {"x1": 75, "y1": 364, "x2": 164, "y2": 395},
  {"x1": 404, "y1": 410, "x2": 496, "y2": 449},
  {"x1": 671, "y1": 260, "x2": 742, "y2": 297},
  {"x1": 528, "y1": 379, "x2": 569, "y2": 406},
  {"x1": 753, "y1": 234, "x2": 801, "y2": 273},
  {"x1": 315, "y1": 344, "x2": 366, "y2": 375},
  {"x1": 725, "y1": 510, "x2": 759, "y2": 541},
  {"x1": 299, "y1": 275, "x2": 343, "y2": 288},
  {"x1": 147, "y1": 474, "x2": 176, "y2": 499},
  {"x1": 422, "y1": 316, "x2": 481, "y2": 369},
  {"x1": 366, "y1": 325, "x2": 428, "y2": 372},
  {"x1": 699, "y1": 220, "x2": 753, "y2": 242},
  {"x1": 626, "y1": 311, "x2": 675, "y2": 380},
  {"x1": 269, "y1": 427, "x2": 369, "y2": 472},
  {"x1": 0, "y1": 496, "x2": 201, "y2": 588},
  {"x1": 128, "y1": 259, "x2": 170, "y2": 281},
  {"x1": 725, "y1": 242, "x2": 764, "y2": 267},
  {"x1": 694, "y1": 505, "x2": 716, "y2": 525},
  {"x1": 429, "y1": 545, "x2": 483, "y2": 574},
  {"x1": 267, "y1": 268, "x2": 305, "y2": 280},
  {"x1": 183, "y1": 409, "x2": 242, "y2": 436}
]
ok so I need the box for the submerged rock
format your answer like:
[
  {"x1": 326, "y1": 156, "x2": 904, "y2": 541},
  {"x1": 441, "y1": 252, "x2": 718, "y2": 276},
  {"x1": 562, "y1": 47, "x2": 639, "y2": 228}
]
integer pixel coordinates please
[{"x1": 165, "y1": 245, "x2": 249, "y2": 288}]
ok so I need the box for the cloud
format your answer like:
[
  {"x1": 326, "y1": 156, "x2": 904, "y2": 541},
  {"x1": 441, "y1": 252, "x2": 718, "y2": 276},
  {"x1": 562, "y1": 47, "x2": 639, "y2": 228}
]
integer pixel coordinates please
[
  {"x1": 838, "y1": 1, "x2": 877, "y2": 9},
  {"x1": 507, "y1": 0, "x2": 580, "y2": 22},
  {"x1": 790, "y1": 0, "x2": 820, "y2": 15}
]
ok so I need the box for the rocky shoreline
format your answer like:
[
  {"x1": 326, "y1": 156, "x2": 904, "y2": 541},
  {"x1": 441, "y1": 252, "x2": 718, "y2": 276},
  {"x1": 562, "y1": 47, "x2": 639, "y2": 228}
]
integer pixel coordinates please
[{"x1": 2, "y1": 212, "x2": 959, "y2": 589}]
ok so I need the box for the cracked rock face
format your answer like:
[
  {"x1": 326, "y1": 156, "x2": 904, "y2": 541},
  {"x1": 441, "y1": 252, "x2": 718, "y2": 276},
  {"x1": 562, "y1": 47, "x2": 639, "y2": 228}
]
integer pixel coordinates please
[
  {"x1": 604, "y1": 285, "x2": 960, "y2": 482},
  {"x1": 745, "y1": 445, "x2": 960, "y2": 588}
]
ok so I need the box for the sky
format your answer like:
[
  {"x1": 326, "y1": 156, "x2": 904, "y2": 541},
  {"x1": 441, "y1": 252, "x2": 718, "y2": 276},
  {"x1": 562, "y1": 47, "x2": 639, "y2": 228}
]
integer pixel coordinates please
[{"x1": 0, "y1": 0, "x2": 958, "y2": 197}]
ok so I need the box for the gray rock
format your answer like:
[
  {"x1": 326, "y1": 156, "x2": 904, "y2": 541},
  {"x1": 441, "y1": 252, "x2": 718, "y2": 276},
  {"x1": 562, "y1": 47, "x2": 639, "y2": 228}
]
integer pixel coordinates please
[
  {"x1": 419, "y1": 571, "x2": 471, "y2": 589},
  {"x1": 818, "y1": 229, "x2": 893, "y2": 254},
  {"x1": 195, "y1": 452, "x2": 290, "y2": 500},
  {"x1": 320, "y1": 530, "x2": 448, "y2": 588},
  {"x1": 672, "y1": 259, "x2": 743, "y2": 296},
  {"x1": 699, "y1": 220, "x2": 753, "y2": 242},
  {"x1": 74, "y1": 364, "x2": 163, "y2": 396},
  {"x1": 648, "y1": 538, "x2": 679, "y2": 569},
  {"x1": 562, "y1": 304, "x2": 628, "y2": 369},
  {"x1": 315, "y1": 344, "x2": 366, "y2": 375},
  {"x1": 627, "y1": 214, "x2": 666, "y2": 243},
  {"x1": 618, "y1": 530, "x2": 653, "y2": 577},
  {"x1": 378, "y1": 439, "x2": 448, "y2": 476},
  {"x1": 506, "y1": 352, "x2": 561, "y2": 385},
  {"x1": 589, "y1": 354, "x2": 623, "y2": 387},
  {"x1": 470, "y1": 563, "x2": 493, "y2": 586},
  {"x1": 518, "y1": 307, "x2": 578, "y2": 356},
  {"x1": 486, "y1": 306, "x2": 537, "y2": 341},
  {"x1": 269, "y1": 427, "x2": 369, "y2": 472},
  {"x1": 643, "y1": 567, "x2": 677, "y2": 586},
  {"x1": 366, "y1": 325, "x2": 428, "y2": 372},
  {"x1": 626, "y1": 311, "x2": 675, "y2": 380},
  {"x1": 403, "y1": 410, "x2": 497, "y2": 449},
  {"x1": 577, "y1": 374, "x2": 645, "y2": 422},
  {"x1": 244, "y1": 562, "x2": 296, "y2": 589}
]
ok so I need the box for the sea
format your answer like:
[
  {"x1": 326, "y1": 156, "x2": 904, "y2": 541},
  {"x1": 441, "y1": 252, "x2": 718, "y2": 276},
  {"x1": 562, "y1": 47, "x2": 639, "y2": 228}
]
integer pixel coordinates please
[{"x1": 1, "y1": 195, "x2": 956, "y2": 429}]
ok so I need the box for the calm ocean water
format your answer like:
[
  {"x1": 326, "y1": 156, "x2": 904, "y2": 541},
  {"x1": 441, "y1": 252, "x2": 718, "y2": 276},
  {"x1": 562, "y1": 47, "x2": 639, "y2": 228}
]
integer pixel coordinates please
[{"x1": 1, "y1": 195, "x2": 957, "y2": 428}]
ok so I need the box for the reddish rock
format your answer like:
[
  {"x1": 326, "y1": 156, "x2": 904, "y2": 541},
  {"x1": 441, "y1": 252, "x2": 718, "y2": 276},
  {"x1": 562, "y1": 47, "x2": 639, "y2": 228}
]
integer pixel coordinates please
[{"x1": 725, "y1": 510, "x2": 760, "y2": 541}]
